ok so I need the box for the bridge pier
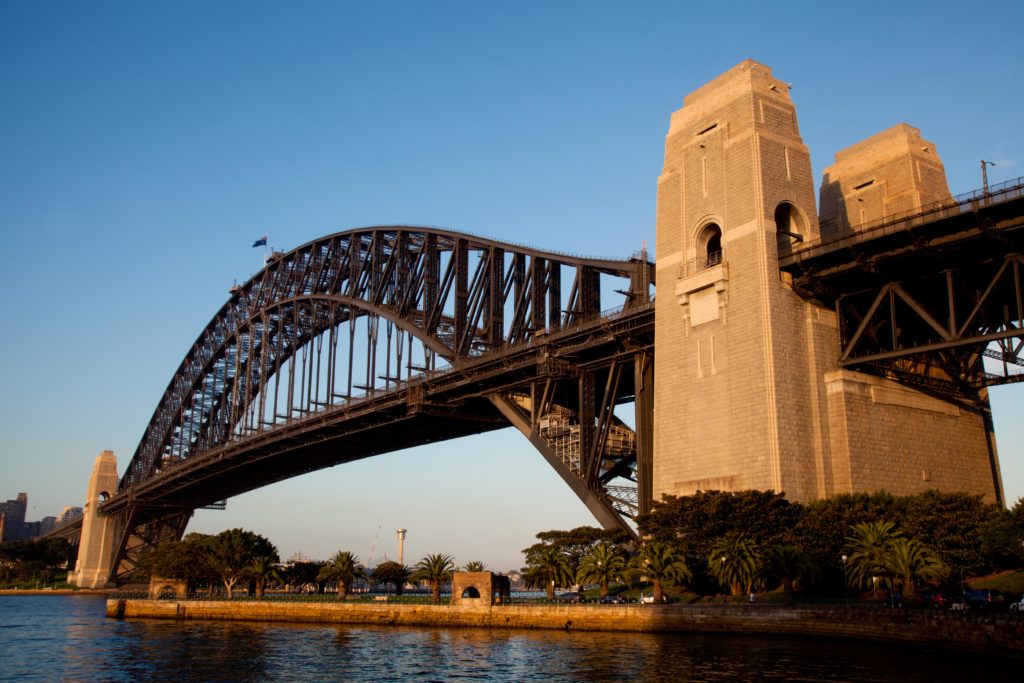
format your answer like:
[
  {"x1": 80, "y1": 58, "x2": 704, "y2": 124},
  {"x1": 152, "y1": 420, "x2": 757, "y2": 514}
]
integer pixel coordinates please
[
  {"x1": 652, "y1": 60, "x2": 1003, "y2": 504},
  {"x1": 69, "y1": 451, "x2": 119, "y2": 589}
]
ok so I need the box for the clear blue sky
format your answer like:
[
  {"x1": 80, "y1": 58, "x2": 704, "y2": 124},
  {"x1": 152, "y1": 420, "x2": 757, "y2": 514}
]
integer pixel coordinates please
[{"x1": 1, "y1": 1, "x2": 1021, "y2": 571}]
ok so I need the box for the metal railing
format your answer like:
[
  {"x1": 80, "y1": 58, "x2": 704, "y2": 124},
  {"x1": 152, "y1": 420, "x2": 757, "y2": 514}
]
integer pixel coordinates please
[{"x1": 788, "y1": 175, "x2": 1024, "y2": 263}]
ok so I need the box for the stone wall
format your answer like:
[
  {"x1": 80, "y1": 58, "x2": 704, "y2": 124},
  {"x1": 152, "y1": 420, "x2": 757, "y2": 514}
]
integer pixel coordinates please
[
  {"x1": 108, "y1": 599, "x2": 1024, "y2": 658},
  {"x1": 824, "y1": 371, "x2": 997, "y2": 497}
]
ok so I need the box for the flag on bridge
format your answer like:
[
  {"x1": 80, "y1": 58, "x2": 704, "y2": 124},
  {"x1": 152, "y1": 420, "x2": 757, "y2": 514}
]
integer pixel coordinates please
[{"x1": 252, "y1": 235, "x2": 268, "y2": 248}]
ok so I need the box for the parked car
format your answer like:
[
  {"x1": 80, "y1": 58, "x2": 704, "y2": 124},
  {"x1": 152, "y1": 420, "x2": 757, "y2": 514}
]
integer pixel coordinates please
[
  {"x1": 911, "y1": 589, "x2": 948, "y2": 608},
  {"x1": 884, "y1": 593, "x2": 903, "y2": 607},
  {"x1": 555, "y1": 591, "x2": 579, "y2": 604},
  {"x1": 1009, "y1": 597, "x2": 1024, "y2": 612},
  {"x1": 599, "y1": 594, "x2": 627, "y2": 604},
  {"x1": 963, "y1": 589, "x2": 1005, "y2": 610},
  {"x1": 639, "y1": 592, "x2": 667, "y2": 604}
]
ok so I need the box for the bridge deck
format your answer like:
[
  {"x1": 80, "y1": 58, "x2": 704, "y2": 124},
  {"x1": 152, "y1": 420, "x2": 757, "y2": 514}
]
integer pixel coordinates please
[
  {"x1": 780, "y1": 177, "x2": 1024, "y2": 306},
  {"x1": 101, "y1": 303, "x2": 654, "y2": 515}
]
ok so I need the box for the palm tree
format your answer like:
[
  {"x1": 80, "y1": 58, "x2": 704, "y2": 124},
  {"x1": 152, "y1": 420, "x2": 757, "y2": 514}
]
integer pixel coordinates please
[
  {"x1": 285, "y1": 560, "x2": 327, "y2": 594},
  {"x1": 576, "y1": 542, "x2": 627, "y2": 599},
  {"x1": 883, "y1": 537, "x2": 947, "y2": 599},
  {"x1": 708, "y1": 533, "x2": 759, "y2": 596},
  {"x1": 463, "y1": 561, "x2": 487, "y2": 573},
  {"x1": 630, "y1": 540, "x2": 691, "y2": 604},
  {"x1": 845, "y1": 520, "x2": 900, "y2": 596},
  {"x1": 762, "y1": 544, "x2": 819, "y2": 605},
  {"x1": 317, "y1": 551, "x2": 366, "y2": 600},
  {"x1": 412, "y1": 553, "x2": 456, "y2": 604},
  {"x1": 245, "y1": 555, "x2": 282, "y2": 599},
  {"x1": 371, "y1": 561, "x2": 411, "y2": 595},
  {"x1": 523, "y1": 546, "x2": 573, "y2": 600}
]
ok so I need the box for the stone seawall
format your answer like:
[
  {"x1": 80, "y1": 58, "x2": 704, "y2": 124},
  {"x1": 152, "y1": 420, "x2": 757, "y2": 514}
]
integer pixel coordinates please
[
  {"x1": 1, "y1": 589, "x2": 110, "y2": 596},
  {"x1": 109, "y1": 599, "x2": 1023, "y2": 657}
]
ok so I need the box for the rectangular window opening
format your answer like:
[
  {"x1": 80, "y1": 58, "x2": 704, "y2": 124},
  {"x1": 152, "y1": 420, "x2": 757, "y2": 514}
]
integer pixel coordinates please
[
  {"x1": 696, "y1": 123, "x2": 718, "y2": 136},
  {"x1": 853, "y1": 179, "x2": 875, "y2": 190}
]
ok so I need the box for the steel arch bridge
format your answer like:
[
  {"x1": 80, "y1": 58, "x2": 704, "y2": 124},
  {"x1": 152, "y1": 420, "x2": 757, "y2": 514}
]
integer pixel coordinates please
[
  {"x1": 84, "y1": 179, "x2": 1024, "y2": 584},
  {"x1": 101, "y1": 226, "x2": 655, "y2": 582}
]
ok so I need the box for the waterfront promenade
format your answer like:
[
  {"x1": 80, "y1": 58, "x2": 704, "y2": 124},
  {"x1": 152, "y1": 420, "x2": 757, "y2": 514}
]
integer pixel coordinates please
[{"x1": 110, "y1": 598, "x2": 1024, "y2": 658}]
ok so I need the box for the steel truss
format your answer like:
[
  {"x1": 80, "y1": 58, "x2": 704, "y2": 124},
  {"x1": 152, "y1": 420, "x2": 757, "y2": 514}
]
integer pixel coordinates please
[
  {"x1": 105, "y1": 227, "x2": 654, "y2": 583},
  {"x1": 838, "y1": 252, "x2": 1024, "y2": 392},
  {"x1": 778, "y1": 179, "x2": 1024, "y2": 508},
  {"x1": 782, "y1": 177, "x2": 1024, "y2": 399}
]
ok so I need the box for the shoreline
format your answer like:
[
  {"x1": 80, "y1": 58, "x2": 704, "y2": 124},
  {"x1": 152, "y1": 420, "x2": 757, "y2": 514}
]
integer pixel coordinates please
[
  {"x1": 0, "y1": 589, "x2": 112, "y2": 596},
  {"x1": 109, "y1": 598, "x2": 1024, "y2": 658}
]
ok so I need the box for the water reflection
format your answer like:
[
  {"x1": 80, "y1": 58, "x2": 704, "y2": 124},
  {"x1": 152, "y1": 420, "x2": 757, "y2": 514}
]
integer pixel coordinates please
[{"x1": 0, "y1": 596, "x2": 1018, "y2": 682}]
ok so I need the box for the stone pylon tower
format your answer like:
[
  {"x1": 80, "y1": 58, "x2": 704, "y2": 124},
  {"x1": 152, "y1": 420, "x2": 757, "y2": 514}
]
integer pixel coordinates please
[
  {"x1": 652, "y1": 60, "x2": 999, "y2": 503},
  {"x1": 818, "y1": 123, "x2": 952, "y2": 241},
  {"x1": 69, "y1": 451, "x2": 119, "y2": 589}
]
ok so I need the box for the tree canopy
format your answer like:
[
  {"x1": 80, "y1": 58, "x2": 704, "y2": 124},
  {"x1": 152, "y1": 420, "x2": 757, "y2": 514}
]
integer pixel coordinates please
[
  {"x1": 141, "y1": 528, "x2": 278, "y2": 597},
  {"x1": 634, "y1": 488, "x2": 1021, "y2": 594},
  {"x1": 522, "y1": 526, "x2": 630, "y2": 580},
  {"x1": 576, "y1": 542, "x2": 627, "y2": 598},
  {"x1": 205, "y1": 528, "x2": 279, "y2": 598},
  {"x1": 0, "y1": 538, "x2": 75, "y2": 586},
  {"x1": 412, "y1": 553, "x2": 455, "y2": 604},
  {"x1": 371, "y1": 561, "x2": 411, "y2": 595},
  {"x1": 630, "y1": 540, "x2": 691, "y2": 603},
  {"x1": 707, "y1": 532, "x2": 760, "y2": 596},
  {"x1": 638, "y1": 490, "x2": 801, "y2": 590},
  {"x1": 522, "y1": 545, "x2": 573, "y2": 600}
]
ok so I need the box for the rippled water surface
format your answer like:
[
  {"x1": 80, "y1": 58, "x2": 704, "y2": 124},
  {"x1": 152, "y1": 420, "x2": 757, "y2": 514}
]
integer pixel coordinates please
[{"x1": 0, "y1": 595, "x2": 1019, "y2": 681}]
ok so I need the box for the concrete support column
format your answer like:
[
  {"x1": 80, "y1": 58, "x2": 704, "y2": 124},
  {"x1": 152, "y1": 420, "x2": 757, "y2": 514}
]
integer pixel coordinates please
[{"x1": 69, "y1": 451, "x2": 119, "y2": 589}]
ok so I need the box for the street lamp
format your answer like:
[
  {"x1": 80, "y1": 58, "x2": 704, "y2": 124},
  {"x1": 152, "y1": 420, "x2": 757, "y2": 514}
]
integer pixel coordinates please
[
  {"x1": 720, "y1": 556, "x2": 727, "y2": 602},
  {"x1": 981, "y1": 160, "x2": 996, "y2": 195},
  {"x1": 841, "y1": 555, "x2": 848, "y2": 603}
]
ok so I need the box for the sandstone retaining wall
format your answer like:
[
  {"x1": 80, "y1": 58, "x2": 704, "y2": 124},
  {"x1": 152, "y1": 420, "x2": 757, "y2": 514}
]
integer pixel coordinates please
[{"x1": 108, "y1": 599, "x2": 1024, "y2": 658}]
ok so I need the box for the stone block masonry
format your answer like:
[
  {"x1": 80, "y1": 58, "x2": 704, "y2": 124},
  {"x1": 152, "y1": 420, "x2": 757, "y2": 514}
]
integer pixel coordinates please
[
  {"x1": 651, "y1": 59, "x2": 1000, "y2": 505},
  {"x1": 108, "y1": 599, "x2": 1024, "y2": 658}
]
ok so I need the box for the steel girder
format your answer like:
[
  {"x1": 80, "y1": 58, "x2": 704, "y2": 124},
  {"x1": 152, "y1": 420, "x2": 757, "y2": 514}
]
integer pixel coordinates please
[
  {"x1": 105, "y1": 227, "x2": 654, "y2": 582},
  {"x1": 490, "y1": 342, "x2": 654, "y2": 533},
  {"x1": 782, "y1": 178, "x2": 1024, "y2": 400},
  {"x1": 837, "y1": 253, "x2": 1023, "y2": 392}
]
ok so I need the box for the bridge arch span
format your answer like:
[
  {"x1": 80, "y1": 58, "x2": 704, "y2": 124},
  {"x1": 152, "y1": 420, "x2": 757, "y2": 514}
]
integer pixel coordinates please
[{"x1": 104, "y1": 226, "x2": 654, "y2": 583}]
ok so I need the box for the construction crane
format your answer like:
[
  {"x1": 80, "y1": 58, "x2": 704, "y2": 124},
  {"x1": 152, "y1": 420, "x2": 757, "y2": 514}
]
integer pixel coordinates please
[{"x1": 366, "y1": 524, "x2": 382, "y2": 567}]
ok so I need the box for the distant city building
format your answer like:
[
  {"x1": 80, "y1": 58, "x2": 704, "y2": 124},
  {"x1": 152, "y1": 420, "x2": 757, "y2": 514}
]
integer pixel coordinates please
[
  {"x1": 56, "y1": 506, "x2": 83, "y2": 527},
  {"x1": 0, "y1": 494, "x2": 82, "y2": 541},
  {"x1": 0, "y1": 493, "x2": 28, "y2": 542},
  {"x1": 38, "y1": 516, "x2": 57, "y2": 536}
]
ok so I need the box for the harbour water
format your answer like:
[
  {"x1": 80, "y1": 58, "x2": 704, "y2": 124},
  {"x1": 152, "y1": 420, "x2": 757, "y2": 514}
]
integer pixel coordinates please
[{"x1": 0, "y1": 595, "x2": 1019, "y2": 681}]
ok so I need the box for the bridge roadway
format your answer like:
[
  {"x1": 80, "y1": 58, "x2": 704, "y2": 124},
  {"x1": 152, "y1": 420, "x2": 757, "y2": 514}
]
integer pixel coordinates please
[{"x1": 101, "y1": 302, "x2": 654, "y2": 516}]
